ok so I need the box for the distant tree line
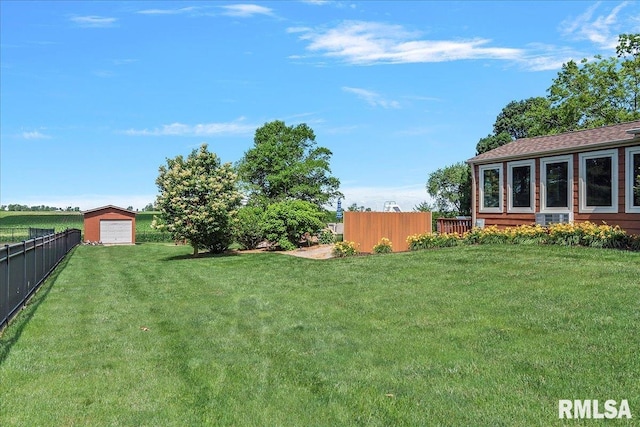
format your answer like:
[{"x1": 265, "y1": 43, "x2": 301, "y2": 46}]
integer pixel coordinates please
[{"x1": 1, "y1": 204, "x2": 80, "y2": 212}]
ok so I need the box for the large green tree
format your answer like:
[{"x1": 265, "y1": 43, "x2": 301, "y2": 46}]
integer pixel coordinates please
[
  {"x1": 616, "y1": 33, "x2": 640, "y2": 114},
  {"x1": 237, "y1": 120, "x2": 342, "y2": 208},
  {"x1": 476, "y1": 34, "x2": 640, "y2": 155},
  {"x1": 426, "y1": 162, "x2": 471, "y2": 216},
  {"x1": 153, "y1": 144, "x2": 242, "y2": 256}
]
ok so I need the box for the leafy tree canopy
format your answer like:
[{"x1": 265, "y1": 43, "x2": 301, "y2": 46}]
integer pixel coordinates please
[
  {"x1": 153, "y1": 144, "x2": 242, "y2": 256},
  {"x1": 237, "y1": 120, "x2": 342, "y2": 208},
  {"x1": 426, "y1": 162, "x2": 471, "y2": 216},
  {"x1": 261, "y1": 199, "x2": 326, "y2": 250},
  {"x1": 476, "y1": 33, "x2": 640, "y2": 155}
]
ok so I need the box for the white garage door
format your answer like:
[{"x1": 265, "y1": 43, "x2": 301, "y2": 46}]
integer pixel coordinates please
[{"x1": 100, "y1": 220, "x2": 132, "y2": 244}]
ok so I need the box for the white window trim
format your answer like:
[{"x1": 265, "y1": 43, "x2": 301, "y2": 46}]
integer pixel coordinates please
[
  {"x1": 507, "y1": 159, "x2": 535, "y2": 213},
  {"x1": 479, "y1": 163, "x2": 503, "y2": 213},
  {"x1": 579, "y1": 149, "x2": 618, "y2": 214},
  {"x1": 540, "y1": 155, "x2": 573, "y2": 213},
  {"x1": 626, "y1": 146, "x2": 640, "y2": 214}
]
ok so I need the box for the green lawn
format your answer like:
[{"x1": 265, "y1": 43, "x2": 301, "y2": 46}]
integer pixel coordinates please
[{"x1": 1, "y1": 244, "x2": 639, "y2": 426}]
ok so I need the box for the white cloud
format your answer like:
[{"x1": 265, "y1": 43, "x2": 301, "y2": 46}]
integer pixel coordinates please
[
  {"x1": 561, "y1": 2, "x2": 633, "y2": 49},
  {"x1": 219, "y1": 4, "x2": 274, "y2": 18},
  {"x1": 137, "y1": 7, "x2": 198, "y2": 15},
  {"x1": 123, "y1": 118, "x2": 256, "y2": 137},
  {"x1": 515, "y1": 43, "x2": 586, "y2": 72},
  {"x1": 294, "y1": 21, "x2": 523, "y2": 65},
  {"x1": 342, "y1": 86, "x2": 400, "y2": 109},
  {"x1": 70, "y1": 16, "x2": 117, "y2": 28},
  {"x1": 22, "y1": 131, "x2": 51, "y2": 140},
  {"x1": 93, "y1": 70, "x2": 115, "y2": 78}
]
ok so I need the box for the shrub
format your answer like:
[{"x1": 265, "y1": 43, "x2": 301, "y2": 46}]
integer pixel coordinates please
[
  {"x1": 262, "y1": 200, "x2": 326, "y2": 251},
  {"x1": 233, "y1": 206, "x2": 265, "y2": 250},
  {"x1": 372, "y1": 238, "x2": 393, "y2": 254},
  {"x1": 332, "y1": 241, "x2": 359, "y2": 257},
  {"x1": 407, "y1": 232, "x2": 461, "y2": 250},
  {"x1": 407, "y1": 221, "x2": 638, "y2": 252},
  {"x1": 317, "y1": 229, "x2": 336, "y2": 245}
]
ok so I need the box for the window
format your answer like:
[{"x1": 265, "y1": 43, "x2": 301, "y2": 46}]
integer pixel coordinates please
[
  {"x1": 540, "y1": 155, "x2": 573, "y2": 212},
  {"x1": 579, "y1": 149, "x2": 618, "y2": 214},
  {"x1": 626, "y1": 146, "x2": 640, "y2": 213},
  {"x1": 479, "y1": 163, "x2": 503, "y2": 213},
  {"x1": 507, "y1": 160, "x2": 535, "y2": 213}
]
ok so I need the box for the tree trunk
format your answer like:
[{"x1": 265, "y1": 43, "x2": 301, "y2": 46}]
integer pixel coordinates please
[{"x1": 192, "y1": 244, "x2": 199, "y2": 257}]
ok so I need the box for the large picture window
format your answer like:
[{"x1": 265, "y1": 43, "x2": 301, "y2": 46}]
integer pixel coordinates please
[
  {"x1": 541, "y1": 155, "x2": 572, "y2": 212},
  {"x1": 579, "y1": 149, "x2": 618, "y2": 214},
  {"x1": 626, "y1": 146, "x2": 640, "y2": 213},
  {"x1": 479, "y1": 163, "x2": 503, "y2": 213},
  {"x1": 507, "y1": 160, "x2": 535, "y2": 213}
]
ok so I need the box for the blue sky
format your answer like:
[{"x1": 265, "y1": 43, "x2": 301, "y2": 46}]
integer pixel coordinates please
[{"x1": 2, "y1": 1, "x2": 639, "y2": 211}]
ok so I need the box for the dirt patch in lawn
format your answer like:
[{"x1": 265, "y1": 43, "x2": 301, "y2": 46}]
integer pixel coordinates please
[{"x1": 237, "y1": 244, "x2": 335, "y2": 260}]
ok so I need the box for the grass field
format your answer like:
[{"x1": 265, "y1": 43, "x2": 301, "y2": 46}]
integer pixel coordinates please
[
  {"x1": 1, "y1": 244, "x2": 639, "y2": 426},
  {"x1": 0, "y1": 211, "x2": 166, "y2": 242}
]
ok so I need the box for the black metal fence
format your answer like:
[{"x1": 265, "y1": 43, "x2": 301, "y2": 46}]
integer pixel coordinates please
[
  {"x1": 0, "y1": 227, "x2": 55, "y2": 243},
  {"x1": 1, "y1": 229, "x2": 81, "y2": 330}
]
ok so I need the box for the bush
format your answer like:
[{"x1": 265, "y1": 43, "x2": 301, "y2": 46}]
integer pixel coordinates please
[
  {"x1": 372, "y1": 238, "x2": 393, "y2": 254},
  {"x1": 332, "y1": 241, "x2": 359, "y2": 257},
  {"x1": 234, "y1": 206, "x2": 265, "y2": 250},
  {"x1": 262, "y1": 200, "x2": 326, "y2": 251},
  {"x1": 318, "y1": 229, "x2": 335, "y2": 245},
  {"x1": 407, "y1": 232, "x2": 461, "y2": 250},
  {"x1": 406, "y1": 221, "x2": 638, "y2": 252}
]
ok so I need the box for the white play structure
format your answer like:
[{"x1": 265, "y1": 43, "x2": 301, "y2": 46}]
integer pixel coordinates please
[{"x1": 382, "y1": 201, "x2": 402, "y2": 212}]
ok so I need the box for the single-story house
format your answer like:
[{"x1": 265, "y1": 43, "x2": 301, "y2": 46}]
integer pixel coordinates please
[
  {"x1": 83, "y1": 205, "x2": 136, "y2": 244},
  {"x1": 467, "y1": 120, "x2": 640, "y2": 235}
]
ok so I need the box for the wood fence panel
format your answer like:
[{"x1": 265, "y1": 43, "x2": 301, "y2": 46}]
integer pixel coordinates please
[{"x1": 343, "y1": 212, "x2": 432, "y2": 253}]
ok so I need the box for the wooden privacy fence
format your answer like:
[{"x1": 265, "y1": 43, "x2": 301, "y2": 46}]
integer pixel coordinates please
[
  {"x1": 437, "y1": 217, "x2": 473, "y2": 235},
  {"x1": 1, "y1": 229, "x2": 81, "y2": 330},
  {"x1": 343, "y1": 212, "x2": 432, "y2": 253}
]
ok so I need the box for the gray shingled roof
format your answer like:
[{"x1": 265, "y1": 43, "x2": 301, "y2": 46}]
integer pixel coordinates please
[{"x1": 468, "y1": 120, "x2": 640, "y2": 164}]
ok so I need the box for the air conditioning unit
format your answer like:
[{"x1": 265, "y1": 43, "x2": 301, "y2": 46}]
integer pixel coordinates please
[{"x1": 535, "y1": 213, "x2": 573, "y2": 226}]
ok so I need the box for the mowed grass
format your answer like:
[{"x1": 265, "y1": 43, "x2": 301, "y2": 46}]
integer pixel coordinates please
[{"x1": 1, "y1": 244, "x2": 639, "y2": 426}]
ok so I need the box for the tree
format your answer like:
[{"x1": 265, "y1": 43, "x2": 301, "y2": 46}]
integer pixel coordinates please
[
  {"x1": 617, "y1": 33, "x2": 640, "y2": 114},
  {"x1": 237, "y1": 120, "x2": 342, "y2": 208},
  {"x1": 476, "y1": 97, "x2": 556, "y2": 155},
  {"x1": 493, "y1": 97, "x2": 554, "y2": 140},
  {"x1": 153, "y1": 144, "x2": 242, "y2": 256},
  {"x1": 261, "y1": 200, "x2": 326, "y2": 250},
  {"x1": 233, "y1": 206, "x2": 265, "y2": 250},
  {"x1": 426, "y1": 162, "x2": 471, "y2": 215},
  {"x1": 475, "y1": 132, "x2": 513, "y2": 155},
  {"x1": 547, "y1": 34, "x2": 640, "y2": 131},
  {"x1": 413, "y1": 201, "x2": 435, "y2": 212},
  {"x1": 477, "y1": 34, "x2": 640, "y2": 156}
]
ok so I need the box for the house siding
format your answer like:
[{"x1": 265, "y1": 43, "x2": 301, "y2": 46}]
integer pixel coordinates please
[{"x1": 472, "y1": 146, "x2": 640, "y2": 235}]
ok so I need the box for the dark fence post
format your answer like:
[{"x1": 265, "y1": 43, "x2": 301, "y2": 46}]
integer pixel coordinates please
[{"x1": 1, "y1": 245, "x2": 9, "y2": 328}]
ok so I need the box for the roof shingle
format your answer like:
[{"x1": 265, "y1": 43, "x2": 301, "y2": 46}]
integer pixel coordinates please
[{"x1": 468, "y1": 120, "x2": 640, "y2": 164}]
